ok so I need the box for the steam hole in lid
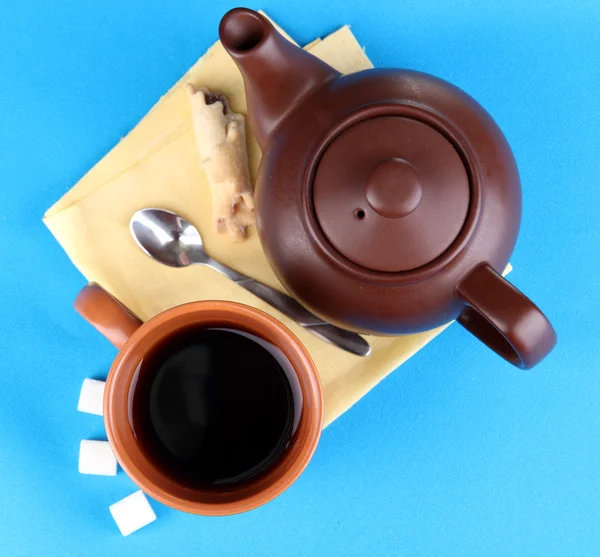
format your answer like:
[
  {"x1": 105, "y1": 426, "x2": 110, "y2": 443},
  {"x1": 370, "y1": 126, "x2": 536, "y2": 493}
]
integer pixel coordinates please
[
  {"x1": 354, "y1": 209, "x2": 366, "y2": 220},
  {"x1": 220, "y1": 11, "x2": 265, "y2": 52}
]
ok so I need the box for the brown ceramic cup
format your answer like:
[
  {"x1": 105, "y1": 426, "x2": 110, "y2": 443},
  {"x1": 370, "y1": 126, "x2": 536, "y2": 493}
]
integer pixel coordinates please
[{"x1": 74, "y1": 283, "x2": 323, "y2": 515}]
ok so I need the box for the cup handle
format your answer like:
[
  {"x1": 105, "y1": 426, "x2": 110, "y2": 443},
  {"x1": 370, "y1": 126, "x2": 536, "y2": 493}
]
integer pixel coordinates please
[
  {"x1": 456, "y1": 264, "x2": 556, "y2": 369},
  {"x1": 74, "y1": 283, "x2": 143, "y2": 349}
]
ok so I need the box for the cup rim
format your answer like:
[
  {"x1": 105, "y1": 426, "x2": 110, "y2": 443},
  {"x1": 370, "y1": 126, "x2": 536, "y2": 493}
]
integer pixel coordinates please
[{"x1": 104, "y1": 300, "x2": 323, "y2": 515}]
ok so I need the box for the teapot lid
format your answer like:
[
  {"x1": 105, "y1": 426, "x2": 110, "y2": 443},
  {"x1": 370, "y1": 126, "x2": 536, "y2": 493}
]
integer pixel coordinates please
[{"x1": 313, "y1": 116, "x2": 470, "y2": 272}]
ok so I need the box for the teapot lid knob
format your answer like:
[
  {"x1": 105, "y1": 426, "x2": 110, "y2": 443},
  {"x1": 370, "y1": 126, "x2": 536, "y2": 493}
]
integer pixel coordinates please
[{"x1": 365, "y1": 158, "x2": 423, "y2": 218}]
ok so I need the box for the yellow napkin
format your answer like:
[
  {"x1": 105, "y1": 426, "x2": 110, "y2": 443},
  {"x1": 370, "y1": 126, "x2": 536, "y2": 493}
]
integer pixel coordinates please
[{"x1": 43, "y1": 15, "x2": 505, "y2": 426}]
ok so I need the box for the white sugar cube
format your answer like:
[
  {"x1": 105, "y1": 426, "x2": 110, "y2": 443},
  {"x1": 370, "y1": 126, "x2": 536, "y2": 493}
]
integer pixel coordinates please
[
  {"x1": 109, "y1": 490, "x2": 157, "y2": 536},
  {"x1": 78, "y1": 440, "x2": 117, "y2": 476},
  {"x1": 77, "y1": 378, "x2": 105, "y2": 416}
]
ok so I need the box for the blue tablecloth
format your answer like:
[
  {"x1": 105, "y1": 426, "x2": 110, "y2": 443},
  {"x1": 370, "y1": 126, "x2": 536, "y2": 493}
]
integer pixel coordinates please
[{"x1": 1, "y1": 1, "x2": 598, "y2": 555}]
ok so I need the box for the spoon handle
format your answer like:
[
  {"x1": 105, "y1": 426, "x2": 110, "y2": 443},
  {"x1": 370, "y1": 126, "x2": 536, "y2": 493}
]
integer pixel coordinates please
[{"x1": 205, "y1": 258, "x2": 371, "y2": 357}]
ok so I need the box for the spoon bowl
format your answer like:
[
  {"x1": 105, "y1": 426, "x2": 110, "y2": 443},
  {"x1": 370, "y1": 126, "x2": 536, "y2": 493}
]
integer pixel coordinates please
[{"x1": 130, "y1": 208, "x2": 208, "y2": 267}]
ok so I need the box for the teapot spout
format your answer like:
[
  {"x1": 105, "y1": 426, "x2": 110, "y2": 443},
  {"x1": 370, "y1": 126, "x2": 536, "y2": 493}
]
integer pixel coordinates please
[{"x1": 219, "y1": 8, "x2": 340, "y2": 149}]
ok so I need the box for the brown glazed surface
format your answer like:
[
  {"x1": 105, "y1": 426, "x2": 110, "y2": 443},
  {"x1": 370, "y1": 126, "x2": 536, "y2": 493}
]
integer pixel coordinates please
[
  {"x1": 220, "y1": 8, "x2": 556, "y2": 368},
  {"x1": 75, "y1": 284, "x2": 323, "y2": 515}
]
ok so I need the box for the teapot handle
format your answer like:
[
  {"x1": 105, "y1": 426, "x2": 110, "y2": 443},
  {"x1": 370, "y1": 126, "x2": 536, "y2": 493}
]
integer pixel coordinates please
[
  {"x1": 456, "y1": 264, "x2": 556, "y2": 369},
  {"x1": 74, "y1": 283, "x2": 143, "y2": 349}
]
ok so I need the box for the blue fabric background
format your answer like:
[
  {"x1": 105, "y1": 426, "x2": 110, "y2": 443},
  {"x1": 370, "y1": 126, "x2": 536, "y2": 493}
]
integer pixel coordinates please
[{"x1": 1, "y1": 1, "x2": 599, "y2": 555}]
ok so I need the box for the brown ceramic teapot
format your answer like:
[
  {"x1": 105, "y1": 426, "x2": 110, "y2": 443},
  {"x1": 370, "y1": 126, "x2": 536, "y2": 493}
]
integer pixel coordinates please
[{"x1": 219, "y1": 8, "x2": 556, "y2": 368}]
